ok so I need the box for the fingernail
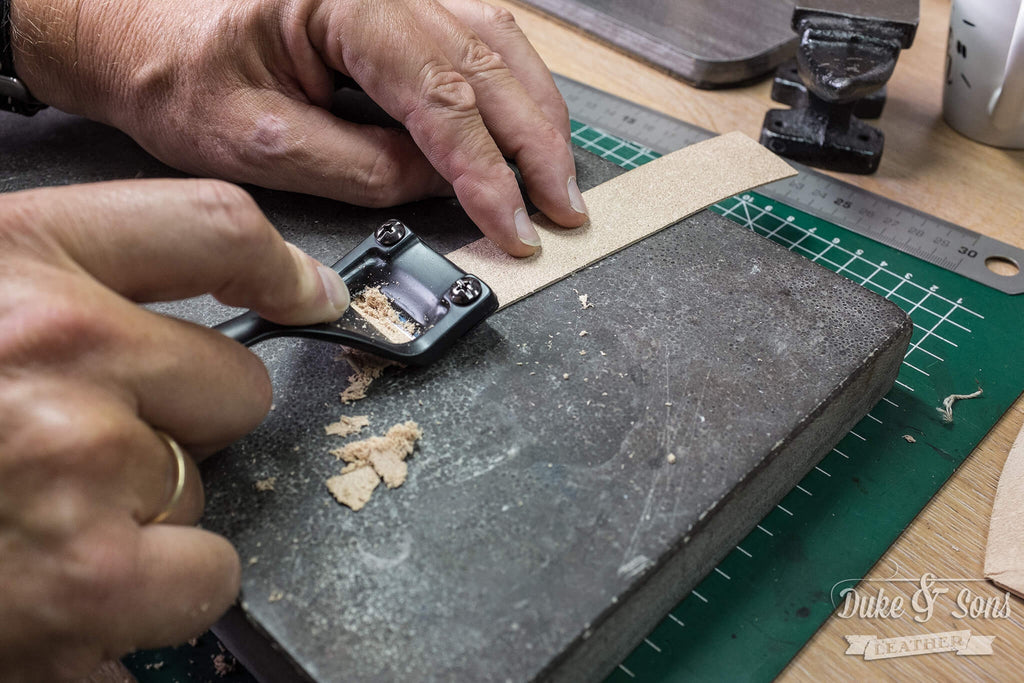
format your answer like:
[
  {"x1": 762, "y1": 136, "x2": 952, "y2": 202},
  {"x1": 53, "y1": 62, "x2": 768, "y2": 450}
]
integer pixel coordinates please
[
  {"x1": 317, "y1": 265, "x2": 350, "y2": 315},
  {"x1": 515, "y1": 208, "x2": 541, "y2": 247},
  {"x1": 567, "y1": 176, "x2": 588, "y2": 216}
]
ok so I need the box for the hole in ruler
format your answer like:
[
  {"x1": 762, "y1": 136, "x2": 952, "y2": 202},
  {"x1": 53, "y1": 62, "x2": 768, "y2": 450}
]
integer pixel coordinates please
[{"x1": 985, "y1": 255, "x2": 1020, "y2": 277}]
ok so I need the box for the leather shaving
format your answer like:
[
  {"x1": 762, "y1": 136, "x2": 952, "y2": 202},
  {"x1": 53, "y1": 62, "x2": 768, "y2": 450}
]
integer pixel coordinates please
[
  {"x1": 337, "y1": 351, "x2": 400, "y2": 404},
  {"x1": 326, "y1": 421, "x2": 422, "y2": 511},
  {"x1": 326, "y1": 463, "x2": 381, "y2": 512},
  {"x1": 254, "y1": 477, "x2": 276, "y2": 492},
  {"x1": 325, "y1": 414, "x2": 370, "y2": 437},
  {"x1": 211, "y1": 654, "x2": 236, "y2": 677},
  {"x1": 349, "y1": 286, "x2": 419, "y2": 344}
]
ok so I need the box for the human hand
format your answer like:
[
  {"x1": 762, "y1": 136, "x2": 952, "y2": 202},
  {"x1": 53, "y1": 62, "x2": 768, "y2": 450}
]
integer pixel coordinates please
[
  {"x1": 0, "y1": 178, "x2": 349, "y2": 680},
  {"x1": 11, "y1": 0, "x2": 586, "y2": 256}
]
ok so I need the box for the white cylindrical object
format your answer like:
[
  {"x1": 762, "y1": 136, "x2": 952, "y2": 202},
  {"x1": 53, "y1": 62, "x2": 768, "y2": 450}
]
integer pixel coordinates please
[{"x1": 943, "y1": 0, "x2": 1024, "y2": 148}]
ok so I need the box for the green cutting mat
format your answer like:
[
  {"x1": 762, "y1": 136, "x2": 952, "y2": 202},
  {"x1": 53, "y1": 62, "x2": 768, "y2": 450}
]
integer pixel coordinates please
[
  {"x1": 126, "y1": 123, "x2": 1023, "y2": 682},
  {"x1": 569, "y1": 122, "x2": 1024, "y2": 682}
]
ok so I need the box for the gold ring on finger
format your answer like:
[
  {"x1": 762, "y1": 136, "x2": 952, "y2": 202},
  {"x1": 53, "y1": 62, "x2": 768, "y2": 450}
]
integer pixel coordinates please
[{"x1": 148, "y1": 430, "x2": 188, "y2": 525}]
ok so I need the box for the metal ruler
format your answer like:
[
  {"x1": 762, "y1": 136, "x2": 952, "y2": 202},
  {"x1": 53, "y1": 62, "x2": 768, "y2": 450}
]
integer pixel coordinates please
[{"x1": 555, "y1": 74, "x2": 1024, "y2": 295}]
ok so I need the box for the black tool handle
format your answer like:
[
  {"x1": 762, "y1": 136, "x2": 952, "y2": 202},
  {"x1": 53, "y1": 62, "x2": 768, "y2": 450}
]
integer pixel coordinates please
[
  {"x1": 213, "y1": 309, "x2": 405, "y2": 360},
  {"x1": 214, "y1": 310, "x2": 288, "y2": 347}
]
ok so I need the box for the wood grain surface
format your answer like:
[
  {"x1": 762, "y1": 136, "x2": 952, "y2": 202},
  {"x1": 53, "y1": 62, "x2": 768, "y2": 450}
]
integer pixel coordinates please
[
  {"x1": 88, "y1": 0, "x2": 1024, "y2": 680},
  {"x1": 494, "y1": 0, "x2": 1024, "y2": 679}
]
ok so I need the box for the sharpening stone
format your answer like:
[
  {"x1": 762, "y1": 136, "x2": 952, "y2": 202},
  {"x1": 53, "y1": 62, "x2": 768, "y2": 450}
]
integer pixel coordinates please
[{"x1": 0, "y1": 111, "x2": 911, "y2": 682}]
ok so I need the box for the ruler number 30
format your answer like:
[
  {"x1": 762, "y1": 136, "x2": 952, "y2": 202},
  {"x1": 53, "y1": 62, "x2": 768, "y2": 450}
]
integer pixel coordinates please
[{"x1": 958, "y1": 246, "x2": 978, "y2": 258}]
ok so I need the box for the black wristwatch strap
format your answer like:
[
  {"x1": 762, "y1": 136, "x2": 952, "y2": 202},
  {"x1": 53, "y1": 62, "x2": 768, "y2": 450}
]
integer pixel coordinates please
[{"x1": 0, "y1": 0, "x2": 46, "y2": 115}]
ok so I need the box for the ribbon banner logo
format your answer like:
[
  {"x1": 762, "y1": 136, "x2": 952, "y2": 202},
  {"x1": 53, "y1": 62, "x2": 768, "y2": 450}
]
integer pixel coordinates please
[{"x1": 845, "y1": 630, "x2": 995, "y2": 660}]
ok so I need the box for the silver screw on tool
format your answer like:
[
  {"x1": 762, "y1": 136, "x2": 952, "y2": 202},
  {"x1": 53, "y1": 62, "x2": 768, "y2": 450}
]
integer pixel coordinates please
[
  {"x1": 375, "y1": 219, "x2": 407, "y2": 246},
  {"x1": 448, "y1": 276, "x2": 483, "y2": 305}
]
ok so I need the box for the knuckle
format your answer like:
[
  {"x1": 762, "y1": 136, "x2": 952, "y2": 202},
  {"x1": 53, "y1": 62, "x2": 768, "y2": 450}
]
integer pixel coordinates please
[
  {"x1": 187, "y1": 179, "x2": 272, "y2": 255},
  {"x1": 28, "y1": 404, "x2": 132, "y2": 476},
  {"x1": 482, "y1": 4, "x2": 518, "y2": 31},
  {"x1": 451, "y1": 162, "x2": 516, "y2": 207},
  {"x1": 355, "y1": 131, "x2": 409, "y2": 207},
  {"x1": 0, "y1": 401, "x2": 132, "y2": 556},
  {"x1": 48, "y1": 305, "x2": 113, "y2": 353},
  {"x1": 460, "y1": 38, "x2": 507, "y2": 78},
  {"x1": 537, "y1": 121, "x2": 568, "y2": 151},
  {"x1": 416, "y1": 62, "x2": 478, "y2": 116},
  {"x1": 68, "y1": 533, "x2": 133, "y2": 596},
  {"x1": 189, "y1": 177, "x2": 259, "y2": 222},
  {"x1": 0, "y1": 296, "x2": 111, "y2": 367},
  {"x1": 549, "y1": 97, "x2": 571, "y2": 131},
  {"x1": 233, "y1": 112, "x2": 295, "y2": 167}
]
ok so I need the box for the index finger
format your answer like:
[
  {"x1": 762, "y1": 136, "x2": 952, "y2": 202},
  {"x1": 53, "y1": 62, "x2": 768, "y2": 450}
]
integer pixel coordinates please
[
  {"x1": 309, "y1": 3, "x2": 541, "y2": 256},
  {"x1": 413, "y1": 1, "x2": 587, "y2": 232},
  {"x1": 6, "y1": 178, "x2": 350, "y2": 326},
  {"x1": 441, "y1": 0, "x2": 571, "y2": 142}
]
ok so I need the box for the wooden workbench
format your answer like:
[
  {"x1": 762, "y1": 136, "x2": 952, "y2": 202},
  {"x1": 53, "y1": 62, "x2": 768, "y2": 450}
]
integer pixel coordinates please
[
  {"x1": 492, "y1": 0, "x2": 1024, "y2": 680},
  {"x1": 85, "y1": 1, "x2": 1022, "y2": 681}
]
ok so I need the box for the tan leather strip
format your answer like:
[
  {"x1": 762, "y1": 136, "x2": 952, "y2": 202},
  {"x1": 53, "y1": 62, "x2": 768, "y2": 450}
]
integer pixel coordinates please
[
  {"x1": 985, "y1": 421, "x2": 1024, "y2": 599},
  {"x1": 447, "y1": 132, "x2": 796, "y2": 308}
]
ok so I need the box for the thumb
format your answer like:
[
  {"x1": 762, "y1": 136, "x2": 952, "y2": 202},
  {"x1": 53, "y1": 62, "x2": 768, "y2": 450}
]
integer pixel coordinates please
[{"x1": 264, "y1": 242, "x2": 351, "y2": 325}]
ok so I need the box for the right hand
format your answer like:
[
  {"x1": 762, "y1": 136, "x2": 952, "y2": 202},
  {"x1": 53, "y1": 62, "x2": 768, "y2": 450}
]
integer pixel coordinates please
[{"x1": 0, "y1": 178, "x2": 349, "y2": 681}]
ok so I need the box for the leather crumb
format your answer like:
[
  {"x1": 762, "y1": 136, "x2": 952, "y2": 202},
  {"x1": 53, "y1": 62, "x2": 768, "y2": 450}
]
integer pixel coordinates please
[
  {"x1": 254, "y1": 477, "x2": 276, "y2": 492},
  {"x1": 211, "y1": 653, "x2": 236, "y2": 677},
  {"x1": 337, "y1": 351, "x2": 400, "y2": 404},
  {"x1": 326, "y1": 463, "x2": 381, "y2": 511},
  {"x1": 350, "y1": 286, "x2": 419, "y2": 343},
  {"x1": 326, "y1": 421, "x2": 422, "y2": 510},
  {"x1": 325, "y1": 414, "x2": 370, "y2": 437}
]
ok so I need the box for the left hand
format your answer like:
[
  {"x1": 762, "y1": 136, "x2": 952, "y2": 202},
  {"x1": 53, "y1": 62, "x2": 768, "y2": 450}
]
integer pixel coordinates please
[
  {"x1": 0, "y1": 178, "x2": 349, "y2": 680},
  {"x1": 11, "y1": 0, "x2": 587, "y2": 256}
]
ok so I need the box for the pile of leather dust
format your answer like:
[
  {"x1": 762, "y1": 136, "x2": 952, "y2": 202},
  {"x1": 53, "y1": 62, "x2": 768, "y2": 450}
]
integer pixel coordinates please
[
  {"x1": 349, "y1": 286, "x2": 419, "y2": 344},
  {"x1": 324, "y1": 414, "x2": 369, "y2": 437},
  {"x1": 337, "y1": 351, "x2": 400, "y2": 404},
  {"x1": 325, "y1": 421, "x2": 422, "y2": 511}
]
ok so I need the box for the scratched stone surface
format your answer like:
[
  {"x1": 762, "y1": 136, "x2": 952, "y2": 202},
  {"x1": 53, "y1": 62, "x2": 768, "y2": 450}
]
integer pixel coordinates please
[{"x1": 0, "y1": 109, "x2": 911, "y2": 682}]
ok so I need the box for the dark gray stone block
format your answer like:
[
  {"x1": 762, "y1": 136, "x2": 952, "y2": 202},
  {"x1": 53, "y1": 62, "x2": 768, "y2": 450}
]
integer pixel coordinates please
[{"x1": 0, "y1": 110, "x2": 911, "y2": 683}]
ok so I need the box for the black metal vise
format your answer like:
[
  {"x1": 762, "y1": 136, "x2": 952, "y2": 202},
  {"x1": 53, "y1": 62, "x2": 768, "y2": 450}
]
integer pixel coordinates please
[{"x1": 760, "y1": 0, "x2": 918, "y2": 174}]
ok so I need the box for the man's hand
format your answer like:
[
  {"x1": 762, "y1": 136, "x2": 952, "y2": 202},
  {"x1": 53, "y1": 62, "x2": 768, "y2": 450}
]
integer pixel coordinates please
[
  {"x1": 11, "y1": 0, "x2": 587, "y2": 256},
  {"x1": 0, "y1": 179, "x2": 349, "y2": 680}
]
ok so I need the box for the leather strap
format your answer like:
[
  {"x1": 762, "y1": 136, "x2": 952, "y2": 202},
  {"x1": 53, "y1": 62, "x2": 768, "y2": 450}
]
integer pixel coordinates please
[{"x1": 447, "y1": 132, "x2": 796, "y2": 309}]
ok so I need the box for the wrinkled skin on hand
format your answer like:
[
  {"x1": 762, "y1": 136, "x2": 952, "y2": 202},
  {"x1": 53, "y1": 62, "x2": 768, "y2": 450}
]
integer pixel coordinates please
[
  {"x1": 0, "y1": 179, "x2": 349, "y2": 681},
  {"x1": 11, "y1": 0, "x2": 588, "y2": 255}
]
